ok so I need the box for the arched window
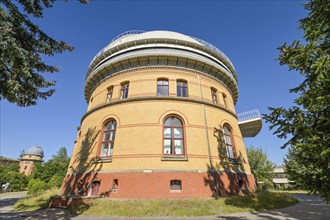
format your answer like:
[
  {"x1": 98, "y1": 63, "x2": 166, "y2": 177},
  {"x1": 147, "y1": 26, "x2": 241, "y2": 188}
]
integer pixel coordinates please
[
  {"x1": 176, "y1": 80, "x2": 188, "y2": 97},
  {"x1": 157, "y1": 78, "x2": 169, "y2": 96},
  {"x1": 163, "y1": 116, "x2": 184, "y2": 156},
  {"x1": 223, "y1": 124, "x2": 235, "y2": 160},
  {"x1": 100, "y1": 120, "x2": 117, "y2": 157}
]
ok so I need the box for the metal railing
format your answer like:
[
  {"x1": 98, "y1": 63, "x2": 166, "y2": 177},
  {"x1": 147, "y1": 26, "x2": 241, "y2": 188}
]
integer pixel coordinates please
[
  {"x1": 190, "y1": 36, "x2": 236, "y2": 73},
  {"x1": 91, "y1": 30, "x2": 145, "y2": 64},
  {"x1": 237, "y1": 109, "x2": 261, "y2": 122}
]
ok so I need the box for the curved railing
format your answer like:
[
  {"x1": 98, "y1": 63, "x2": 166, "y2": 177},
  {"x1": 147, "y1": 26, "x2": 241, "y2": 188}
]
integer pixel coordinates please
[
  {"x1": 91, "y1": 30, "x2": 145, "y2": 65},
  {"x1": 190, "y1": 36, "x2": 236, "y2": 73},
  {"x1": 237, "y1": 109, "x2": 261, "y2": 122}
]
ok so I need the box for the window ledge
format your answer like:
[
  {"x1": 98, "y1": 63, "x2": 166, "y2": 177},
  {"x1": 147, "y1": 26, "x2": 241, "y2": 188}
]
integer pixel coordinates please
[
  {"x1": 93, "y1": 157, "x2": 112, "y2": 163},
  {"x1": 228, "y1": 159, "x2": 241, "y2": 165},
  {"x1": 161, "y1": 156, "x2": 188, "y2": 161},
  {"x1": 170, "y1": 190, "x2": 182, "y2": 193}
]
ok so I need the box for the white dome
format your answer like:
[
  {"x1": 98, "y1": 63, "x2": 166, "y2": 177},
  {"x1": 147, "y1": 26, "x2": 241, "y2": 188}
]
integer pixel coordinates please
[
  {"x1": 108, "y1": 30, "x2": 204, "y2": 49},
  {"x1": 23, "y1": 146, "x2": 44, "y2": 157}
]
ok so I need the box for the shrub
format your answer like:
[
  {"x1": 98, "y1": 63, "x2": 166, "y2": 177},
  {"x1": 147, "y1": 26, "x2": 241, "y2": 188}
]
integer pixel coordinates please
[
  {"x1": 28, "y1": 179, "x2": 48, "y2": 195},
  {"x1": 48, "y1": 175, "x2": 63, "y2": 188}
]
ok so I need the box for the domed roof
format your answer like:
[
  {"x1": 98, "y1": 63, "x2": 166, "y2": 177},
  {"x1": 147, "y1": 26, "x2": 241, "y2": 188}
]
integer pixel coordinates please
[
  {"x1": 85, "y1": 30, "x2": 239, "y2": 104},
  {"x1": 23, "y1": 146, "x2": 44, "y2": 157}
]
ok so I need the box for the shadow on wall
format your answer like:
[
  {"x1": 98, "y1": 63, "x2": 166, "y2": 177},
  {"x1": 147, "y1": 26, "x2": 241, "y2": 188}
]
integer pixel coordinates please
[
  {"x1": 61, "y1": 127, "x2": 104, "y2": 196},
  {"x1": 204, "y1": 124, "x2": 252, "y2": 198}
]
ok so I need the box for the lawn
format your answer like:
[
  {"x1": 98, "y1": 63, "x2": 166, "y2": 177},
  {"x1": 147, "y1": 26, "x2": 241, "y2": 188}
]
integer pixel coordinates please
[
  {"x1": 14, "y1": 190, "x2": 299, "y2": 216},
  {"x1": 70, "y1": 191, "x2": 299, "y2": 217},
  {"x1": 13, "y1": 188, "x2": 61, "y2": 211}
]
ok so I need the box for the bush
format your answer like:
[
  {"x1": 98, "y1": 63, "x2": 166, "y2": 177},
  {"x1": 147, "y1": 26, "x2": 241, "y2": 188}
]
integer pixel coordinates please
[
  {"x1": 48, "y1": 175, "x2": 63, "y2": 188},
  {"x1": 28, "y1": 179, "x2": 48, "y2": 195}
]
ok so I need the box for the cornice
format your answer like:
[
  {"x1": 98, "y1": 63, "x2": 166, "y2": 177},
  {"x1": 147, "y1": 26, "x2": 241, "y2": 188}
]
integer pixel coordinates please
[{"x1": 80, "y1": 95, "x2": 238, "y2": 125}]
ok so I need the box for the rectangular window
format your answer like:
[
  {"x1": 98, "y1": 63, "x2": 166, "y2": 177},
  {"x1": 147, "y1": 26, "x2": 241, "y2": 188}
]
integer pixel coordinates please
[
  {"x1": 222, "y1": 93, "x2": 227, "y2": 108},
  {"x1": 170, "y1": 180, "x2": 182, "y2": 191},
  {"x1": 106, "y1": 86, "x2": 113, "y2": 102},
  {"x1": 177, "y1": 81, "x2": 188, "y2": 97},
  {"x1": 120, "y1": 82, "x2": 129, "y2": 99},
  {"x1": 211, "y1": 88, "x2": 218, "y2": 104},
  {"x1": 157, "y1": 79, "x2": 169, "y2": 96}
]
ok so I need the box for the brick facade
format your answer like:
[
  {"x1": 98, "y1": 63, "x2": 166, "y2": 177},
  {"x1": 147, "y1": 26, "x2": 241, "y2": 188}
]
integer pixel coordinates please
[{"x1": 61, "y1": 31, "x2": 258, "y2": 199}]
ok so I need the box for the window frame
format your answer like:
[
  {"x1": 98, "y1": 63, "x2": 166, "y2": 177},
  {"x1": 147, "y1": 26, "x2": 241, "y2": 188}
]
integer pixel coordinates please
[
  {"x1": 223, "y1": 124, "x2": 236, "y2": 161},
  {"x1": 176, "y1": 80, "x2": 188, "y2": 97},
  {"x1": 222, "y1": 93, "x2": 227, "y2": 108},
  {"x1": 170, "y1": 179, "x2": 182, "y2": 191},
  {"x1": 163, "y1": 115, "x2": 185, "y2": 157},
  {"x1": 211, "y1": 87, "x2": 218, "y2": 104},
  {"x1": 106, "y1": 86, "x2": 114, "y2": 102},
  {"x1": 120, "y1": 82, "x2": 129, "y2": 99},
  {"x1": 99, "y1": 119, "x2": 117, "y2": 158},
  {"x1": 157, "y1": 78, "x2": 169, "y2": 96}
]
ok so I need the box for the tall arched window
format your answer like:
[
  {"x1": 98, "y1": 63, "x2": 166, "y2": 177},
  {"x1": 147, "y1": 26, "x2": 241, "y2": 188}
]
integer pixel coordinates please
[
  {"x1": 163, "y1": 116, "x2": 184, "y2": 156},
  {"x1": 100, "y1": 120, "x2": 117, "y2": 157},
  {"x1": 223, "y1": 124, "x2": 235, "y2": 160},
  {"x1": 157, "y1": 78, "x2": 169, "y2": 96}
]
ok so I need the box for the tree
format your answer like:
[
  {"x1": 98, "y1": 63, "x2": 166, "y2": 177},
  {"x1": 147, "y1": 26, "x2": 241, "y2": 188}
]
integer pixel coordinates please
[
  {"x1": 30, "y1": 146, "x2": 70, "y2": 188},
  {"x1": 0, "y1": 0, "x2": 87, "y2": 107},
  {"x1": 51, "y1": 147, "x2": 70, "y2": 164},
  {"x1": 264, "y1": 0, "x2": 330, "y2": 202},
  {"x1": 0, "y1": 163, "x2": 28, "y2": 191},
  {"x1": 246, "y1": 146, "x2": 275, "y2": 188}
]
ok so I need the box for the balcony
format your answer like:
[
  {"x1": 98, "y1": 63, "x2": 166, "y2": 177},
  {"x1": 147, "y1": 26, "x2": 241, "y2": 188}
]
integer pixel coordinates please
[{"x1": 237, "y1": 109, "x2": 262, "y2": 138}]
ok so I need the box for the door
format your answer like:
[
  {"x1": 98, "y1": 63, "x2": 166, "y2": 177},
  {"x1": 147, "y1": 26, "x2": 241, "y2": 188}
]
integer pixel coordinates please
[{"x1": 91, "y1": 181, "x2": 100, "y2": 196}]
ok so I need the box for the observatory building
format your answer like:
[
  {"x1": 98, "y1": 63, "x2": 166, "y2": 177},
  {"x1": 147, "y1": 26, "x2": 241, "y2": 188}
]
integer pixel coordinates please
[
  {"x1": 19, "y1": 146, "x2": 44, "y2": 176},
  {"x1": 62, "y1": 30, "x2": 262, "y2": 198}
]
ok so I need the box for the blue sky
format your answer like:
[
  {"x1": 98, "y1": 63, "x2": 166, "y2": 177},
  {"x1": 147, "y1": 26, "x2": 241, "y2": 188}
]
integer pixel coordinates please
[{"x1": 0, "y1": 0, "x2": 307, "y2": 165}]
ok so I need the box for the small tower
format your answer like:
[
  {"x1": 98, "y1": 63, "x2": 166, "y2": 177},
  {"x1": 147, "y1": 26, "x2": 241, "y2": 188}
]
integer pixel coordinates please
[{"x1": 19, "y1": 146, "x2": 44, "y2": 176}]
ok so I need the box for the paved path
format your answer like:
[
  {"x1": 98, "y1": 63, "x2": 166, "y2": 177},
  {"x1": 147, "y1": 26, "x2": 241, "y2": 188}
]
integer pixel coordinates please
[
  {"x1": 0, "y1": 191, "x2": 28, "y2": 213},
  {"x1": 0, "y1": 192, "x2": 329, "y2": 219}
]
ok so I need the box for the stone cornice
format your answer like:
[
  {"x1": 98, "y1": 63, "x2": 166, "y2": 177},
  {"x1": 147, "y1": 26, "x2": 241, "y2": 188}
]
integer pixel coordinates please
[
  {"x1": 80, "y1": 95, "x2": 237, "y2": 125},
  {"x1": 85, "y1": 64, "x2": 238, "y2": 104}
]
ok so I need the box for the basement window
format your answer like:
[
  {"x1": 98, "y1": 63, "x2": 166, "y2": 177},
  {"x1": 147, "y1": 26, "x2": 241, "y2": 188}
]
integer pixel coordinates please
[{"x1": 170, "y1": 179, "x2": 182, "y2": 191}]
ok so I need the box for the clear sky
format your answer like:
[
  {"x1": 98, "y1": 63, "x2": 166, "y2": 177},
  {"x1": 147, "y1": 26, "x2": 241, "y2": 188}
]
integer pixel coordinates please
[{"x1": 0, "y1": 0, "x2": 307, "y2": 165}]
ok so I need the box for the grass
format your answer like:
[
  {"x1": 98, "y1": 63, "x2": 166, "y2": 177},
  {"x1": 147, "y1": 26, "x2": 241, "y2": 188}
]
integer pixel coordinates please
[
  {"x1": 269, "y1": 189, "x2": 309, "y2": 194},
  {"x1": 70, "y1": 191, "x2": 299, "y2": 217},
  {"x1": 13, "y1": 188, "x2": 61, "y2": 211}
]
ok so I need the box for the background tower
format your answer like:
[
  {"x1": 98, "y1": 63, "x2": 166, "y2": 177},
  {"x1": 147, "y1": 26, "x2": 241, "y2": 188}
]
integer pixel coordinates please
[{"x1": 19, "y1": 146, "x2": 44, "y2": 176}]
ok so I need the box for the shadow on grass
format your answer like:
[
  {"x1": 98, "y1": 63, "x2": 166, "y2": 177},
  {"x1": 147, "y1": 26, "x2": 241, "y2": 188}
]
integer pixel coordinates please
[{"x1": 224, "y1": 191, "x2": 299, "y2": 210}]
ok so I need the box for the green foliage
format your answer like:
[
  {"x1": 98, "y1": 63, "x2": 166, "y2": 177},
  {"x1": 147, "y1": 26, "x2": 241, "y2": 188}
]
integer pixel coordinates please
[
  {"x1": 0, "y1": 0, "x2": 87, "y2": 106},
  {"x1": 246, "y1": 146, "x2": 275, "y2": 188},
  {"x1": 0, "y1": 163, "x2": 28, "y2": 191},
  {"x1": 28, "y1": 179, "x2": 48, "y2": 195},
  {"x1": 48, "y1": 175, "x2": 64, "y2": 188},
  {"x1": 14, "y1": 188, "x2": 61, "y2": 211},
  {"x1": 30, "y1": 146, "x2": 70, "y2": 188},
  {"x1": 70, "y1": 192, "x2": 298, "y2": 216},
  {"x1": 264, "y1": 0, "x2": 330, "y2": 202}
]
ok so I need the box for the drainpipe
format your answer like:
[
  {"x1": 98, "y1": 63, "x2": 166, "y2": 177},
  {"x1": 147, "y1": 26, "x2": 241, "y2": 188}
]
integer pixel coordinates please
[{"x1": 197, "y1": 74, "x2": 218, "y2": 196}]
